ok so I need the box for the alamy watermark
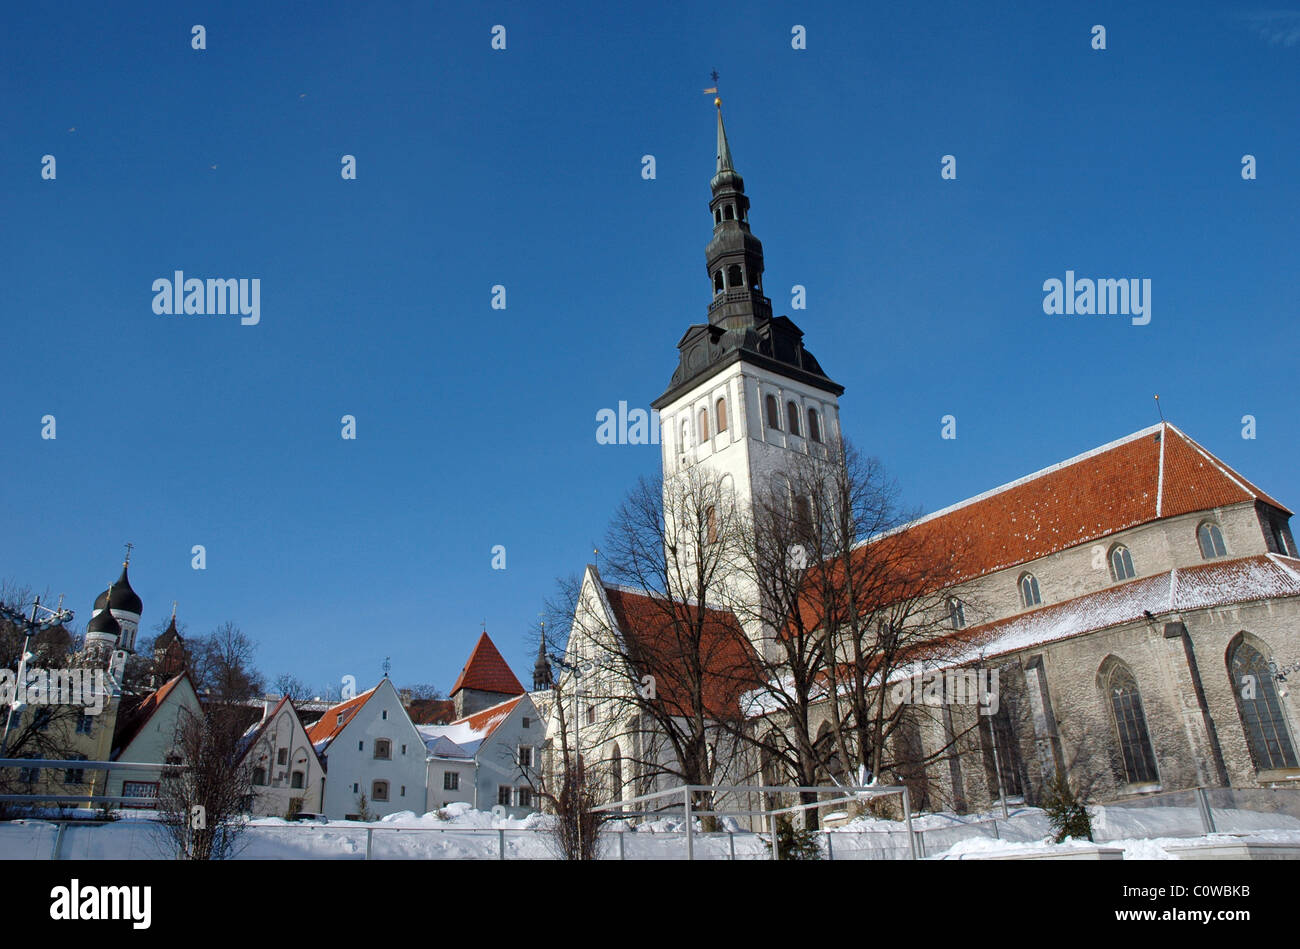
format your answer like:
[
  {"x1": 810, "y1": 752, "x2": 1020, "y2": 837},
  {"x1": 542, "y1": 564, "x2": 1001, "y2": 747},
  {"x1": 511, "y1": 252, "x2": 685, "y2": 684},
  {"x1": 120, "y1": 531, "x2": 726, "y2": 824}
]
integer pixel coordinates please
[
  {"x1": 890, "y1": 667, "x2": 999, "y2": 715},
  {"x1": 152, "y1": 271, "x2": 260, "y2": 325},
  {"x1": 0, "y1": 667, "x2": 110, "y2": 715},
  {"x1": 1042, "y1": 270, "x2": 1150, "y2": 326}
]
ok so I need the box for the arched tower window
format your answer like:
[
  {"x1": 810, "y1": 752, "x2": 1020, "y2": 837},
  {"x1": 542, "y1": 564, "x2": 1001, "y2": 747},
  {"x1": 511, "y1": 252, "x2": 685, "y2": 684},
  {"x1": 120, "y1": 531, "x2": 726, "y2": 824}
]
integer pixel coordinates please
[
  {"x1": 1228, "y1": 635, "x2": 1298, "y2": 771},
  {"x1": 713, "y1": 270, "x2": 723, "y2": 293},
  {"x1": 727, "y1": 264, "x2": 742, "y2": 288},
  {"x1": 807, "y1": 408, "x2": 822, "y2": 443},
  {"x1": 1018, "y1": 572, "x2": 1041, "y2": 608},
  {"x1": 698, "y1": 407, "x2": 709, "y2": 443},
  {"x1": 765, "y1": 394, "x2": 781, "y2": 430},
  {"x1": 724, "y1": 205, "x2": 734, "y2": 220},
  {"x1": 1198, "y1": 521, "x2": 1227, "y2": 559},
  {"x1": 1109, "y1": 544, "x2": 1136, "y2": 581},
  {"x1": 714, "y1": 209, "x2": 721, "y2": 225},
  {"x1": 1100, "y1": 659, "x2": 1159, "y2": 784},
  {"x1": 715, "y1": 398, "x2": 727, "y2": 433},
  {"x1": 786, "y1": 401, "x2": 801, "y2": 436}
]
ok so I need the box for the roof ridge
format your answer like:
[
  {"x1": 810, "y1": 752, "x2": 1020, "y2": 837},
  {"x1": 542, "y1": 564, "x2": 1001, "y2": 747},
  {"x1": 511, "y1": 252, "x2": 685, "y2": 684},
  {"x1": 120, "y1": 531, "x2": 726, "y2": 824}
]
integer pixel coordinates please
[
  {"x1": 1165, "y1": 423, "x2": 1275, "y2": 507},
  {"x1": 860, "y1": 423, "x2": 1166, "y2": 546}
]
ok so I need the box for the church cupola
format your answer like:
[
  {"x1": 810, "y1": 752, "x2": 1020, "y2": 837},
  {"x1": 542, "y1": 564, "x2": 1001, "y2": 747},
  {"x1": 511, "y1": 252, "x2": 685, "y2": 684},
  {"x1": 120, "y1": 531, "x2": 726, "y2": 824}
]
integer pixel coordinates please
[
  {"x1": 84, "y1": 586, "x2": 122, "y2": 657},
  {"x1": 91, "y1": 552, "x2": 143, "y2": 653}
]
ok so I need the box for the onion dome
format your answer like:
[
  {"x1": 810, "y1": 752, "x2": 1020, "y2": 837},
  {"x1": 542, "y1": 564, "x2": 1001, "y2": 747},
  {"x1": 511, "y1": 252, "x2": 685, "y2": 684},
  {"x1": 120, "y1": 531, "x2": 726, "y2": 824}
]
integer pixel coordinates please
[
  {"x1": 93, "y1": 562, "x2": 143, "y2": 616},
  {"x1": 86, "y1": 602, "x2": 121, "y2": 637}
]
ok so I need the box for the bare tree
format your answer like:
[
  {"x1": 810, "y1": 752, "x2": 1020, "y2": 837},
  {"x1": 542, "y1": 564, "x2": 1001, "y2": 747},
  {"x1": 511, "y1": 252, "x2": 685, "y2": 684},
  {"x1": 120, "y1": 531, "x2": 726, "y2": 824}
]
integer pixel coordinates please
[
  {"x1": 155, "y1": 704, "x2": 254, "y2": 860},
  {"x1": 562, "y1": 467, "x2": 763, "y2": 827},
  {"x1": 273, "y1": 673, "x2": 313, "y2": 703},
  {"x1": 190, "y1": 622, "x2": 265, "y2": 702}
]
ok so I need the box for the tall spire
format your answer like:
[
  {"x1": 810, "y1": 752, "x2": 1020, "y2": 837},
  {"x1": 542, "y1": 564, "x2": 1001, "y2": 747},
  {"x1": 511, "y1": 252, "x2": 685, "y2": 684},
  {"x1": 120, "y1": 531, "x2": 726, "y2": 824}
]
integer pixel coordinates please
[{"x1": 715, "y1": 98, "x2": 733, "y2": 173}]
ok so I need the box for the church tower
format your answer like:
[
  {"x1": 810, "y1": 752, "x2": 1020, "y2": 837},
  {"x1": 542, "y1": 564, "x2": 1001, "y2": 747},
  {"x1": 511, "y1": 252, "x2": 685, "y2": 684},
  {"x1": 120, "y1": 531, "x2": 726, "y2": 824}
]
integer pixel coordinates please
[
  {"x1": 650, "y1": 100, "x2": 846, "y2": 646},
  {"x1": 85, "y1": 555, "x2": 144, "y2": 658}
]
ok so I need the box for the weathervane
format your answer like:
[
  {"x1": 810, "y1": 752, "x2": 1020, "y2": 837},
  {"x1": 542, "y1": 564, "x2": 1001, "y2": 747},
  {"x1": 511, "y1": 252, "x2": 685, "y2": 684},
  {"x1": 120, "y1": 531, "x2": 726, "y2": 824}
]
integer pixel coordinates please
[{"x1": 382, "y1": 656, "x2": 391, "y2": 678}]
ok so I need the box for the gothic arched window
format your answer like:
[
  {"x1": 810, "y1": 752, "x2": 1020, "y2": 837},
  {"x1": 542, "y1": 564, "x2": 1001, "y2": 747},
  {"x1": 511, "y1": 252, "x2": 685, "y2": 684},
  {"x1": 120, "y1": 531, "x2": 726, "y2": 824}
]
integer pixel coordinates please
[
  {"x1": 1101, "y1": 660, "x2": 1159, "y2": 784},
  {"x1": 698, "y1": 407, "x2": 709, "y2": 443},
  {"x1": 765, "y1": 394, "x2": 781, "y2": 430},
  {"x1": 1228, "y1": 636, "x2": 1298, "y2": 771},
  {"x1": 1109, "y1": 544, "x2": 1136, "y2": 581},
  {"x1": 807, "y1": 408, "x2": 822, "y2": 443},
  {"x1": 716, "y1": 397, "x2": 727, "y2": 433},
  {"x1": 794, "y1": 496, "x2": 812, "y2": 536},
  {"x1": 1019, "y1": 572, "x2": 1041, "y2": 608},
  {"x1": 948, "y1": 597, "x2": 966, "y2": 630},
  {"x1": 1198, "y1": 521, "x2": 1227, "y2": 559},
  {"x1": 786, "y1": 401, "x2": 801, "y2": 436}
]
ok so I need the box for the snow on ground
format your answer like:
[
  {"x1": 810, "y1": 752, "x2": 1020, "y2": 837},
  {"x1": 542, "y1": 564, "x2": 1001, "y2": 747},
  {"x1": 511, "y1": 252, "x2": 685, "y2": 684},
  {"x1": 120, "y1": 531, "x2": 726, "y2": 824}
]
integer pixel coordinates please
[{"x1": 3, "y1": 801, "x2": 1299, "y2": 859}]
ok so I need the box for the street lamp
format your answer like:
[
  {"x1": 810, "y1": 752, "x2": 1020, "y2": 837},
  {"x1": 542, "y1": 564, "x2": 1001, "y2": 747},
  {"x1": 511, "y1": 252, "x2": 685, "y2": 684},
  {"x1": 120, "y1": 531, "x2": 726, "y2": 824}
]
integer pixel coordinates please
[{"x1": 1, "y1": 595, "x2": 75, "y2": 757}]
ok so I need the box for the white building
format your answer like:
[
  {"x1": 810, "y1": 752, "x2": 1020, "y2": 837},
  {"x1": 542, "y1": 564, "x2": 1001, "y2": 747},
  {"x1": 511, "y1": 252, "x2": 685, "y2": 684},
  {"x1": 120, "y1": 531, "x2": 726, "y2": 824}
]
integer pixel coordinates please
[{"x1": 306, "y1": 677, "x2": 428, "y2": 819}]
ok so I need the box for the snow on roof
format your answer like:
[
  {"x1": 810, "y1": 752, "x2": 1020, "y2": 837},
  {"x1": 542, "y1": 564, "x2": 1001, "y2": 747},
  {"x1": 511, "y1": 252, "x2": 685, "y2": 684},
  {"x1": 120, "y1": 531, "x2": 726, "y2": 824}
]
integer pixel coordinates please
[
  {"x1": 417, "y1": 695, "x2": 524, "y2": 757},
  {"x1": 745, "y1": 554, "x2": 1300, "y2": 715}
]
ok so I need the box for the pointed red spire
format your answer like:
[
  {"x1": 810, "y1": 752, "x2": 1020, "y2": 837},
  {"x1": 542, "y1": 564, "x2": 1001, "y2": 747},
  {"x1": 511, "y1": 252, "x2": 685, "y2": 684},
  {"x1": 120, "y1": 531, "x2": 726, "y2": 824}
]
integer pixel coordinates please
[{"x1": 450, "y1": 632, "x2": 525, "y2": 697}]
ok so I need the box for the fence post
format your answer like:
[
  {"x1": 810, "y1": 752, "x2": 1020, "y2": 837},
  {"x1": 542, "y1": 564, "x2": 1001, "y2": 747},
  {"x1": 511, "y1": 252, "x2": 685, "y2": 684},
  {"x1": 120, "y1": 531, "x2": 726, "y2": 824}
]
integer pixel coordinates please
[
  {"x1": 365, "y1": 827, "x2": 373, "y2": 861},
  {"x1": 825, "y1": 831, "x2": 834, "y2": 862},
  {"x1": 683, "y1": 787, "x2": 694, "y2": 861},
  {"x1": 1196, "y1": 787, "x2": 1217, "y2": 835},
  {"x1": 619, "y1": 831, "x2": 625, "y2": 861},
  {"x1": 728, "y1": 831, "x2": 735, "y2": 861},
  {"x1": 992, "y1": 819, "x2": 999, "y2": 840},
  {"x1": 498, "y1": 828, "x2": 506, "y2": 859},
  {"x1": 902, "y1": 787, "x2": 919, "y2": 860}
]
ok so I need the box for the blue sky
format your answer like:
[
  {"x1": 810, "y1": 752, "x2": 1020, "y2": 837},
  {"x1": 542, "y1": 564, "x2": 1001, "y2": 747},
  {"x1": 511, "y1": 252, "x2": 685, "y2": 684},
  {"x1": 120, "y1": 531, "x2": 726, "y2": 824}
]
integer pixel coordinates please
[{"x1": 3, "y1": 1, "x2": 1298, "y2": 696}]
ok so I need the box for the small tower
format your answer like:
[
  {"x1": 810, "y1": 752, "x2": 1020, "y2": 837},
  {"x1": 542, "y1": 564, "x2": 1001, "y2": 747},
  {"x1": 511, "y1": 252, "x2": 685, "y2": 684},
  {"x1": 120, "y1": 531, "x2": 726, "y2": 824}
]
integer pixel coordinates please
[
  {"x1": 152, "y1": 602, "x2": 187, "y2": 687},
  {"x1": 533, "y1": 632, "x2": 553, "y2": 692}
]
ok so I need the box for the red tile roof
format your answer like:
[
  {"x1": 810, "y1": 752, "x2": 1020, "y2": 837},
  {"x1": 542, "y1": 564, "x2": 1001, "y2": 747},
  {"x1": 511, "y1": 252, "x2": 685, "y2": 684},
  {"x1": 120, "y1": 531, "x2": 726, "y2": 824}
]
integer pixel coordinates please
[
  {"x1": 407, "y1": 698, "x2": 456, "y2": 725},
  {"x1": 601, "y1": 584, "x2": 763, "y2": 721},
  {"x1": 111, "y1": 671, "x2": 194, "y2": 758},
  {"x1": 873, "y1": 423, "x2": 1289, "y2": 583},
  {"x1": 456, "y1": 694, "x2": 524, "y2": 740},
  {"x1": 450, "y1": 633, "x2": 525, "y2": 697},
  {"x1": 304, "y1": 686, "x2": 377, "y2": 752}
]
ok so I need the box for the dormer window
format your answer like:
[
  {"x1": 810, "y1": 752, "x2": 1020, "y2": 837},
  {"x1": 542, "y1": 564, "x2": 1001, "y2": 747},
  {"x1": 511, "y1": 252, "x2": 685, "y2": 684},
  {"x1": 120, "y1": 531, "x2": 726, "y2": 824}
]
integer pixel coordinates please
[
  {"x1": 1197, "y1": 521, "x2": 1227, "y2": 559},
  {"x1": 1109, "y1": 544, "x2": 1136, "y2": 581},
  {"x1": 1019, "y1": 572, "x2": 1041, "y2": 608}
]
